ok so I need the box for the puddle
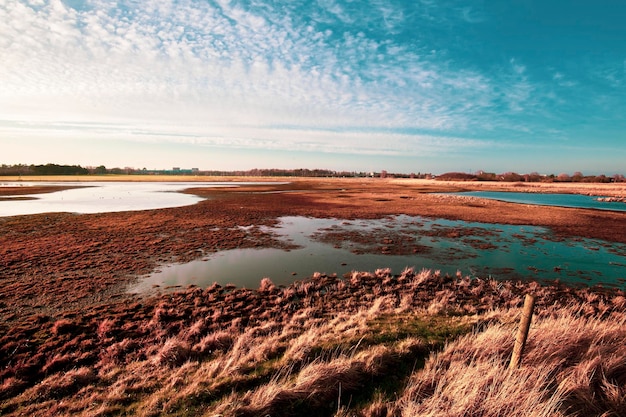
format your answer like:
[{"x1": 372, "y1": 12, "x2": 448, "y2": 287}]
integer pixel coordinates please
[{"x1": 129, "y1": 215, "x2": 626, "y2": 292}]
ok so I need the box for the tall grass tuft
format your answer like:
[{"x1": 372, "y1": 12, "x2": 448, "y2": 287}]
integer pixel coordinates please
[{"x1": 395, "y1": 311, "x2": 626, "y2": 417}]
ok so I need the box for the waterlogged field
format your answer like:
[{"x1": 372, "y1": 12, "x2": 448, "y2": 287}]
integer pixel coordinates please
[
  {"x1": 1, "y1": 178, "x2": 625, "y2": 416},
  {"x1": 132, "y1": 215, "x2": 626, "y2": 293},
  {"x1": 2, "y1": 181, "x2": 624, "y2": 291}
]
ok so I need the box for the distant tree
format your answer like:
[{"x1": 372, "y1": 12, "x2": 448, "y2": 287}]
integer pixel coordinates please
[
  {"x1": 437, "y1": 172, "x2": 477, "y2": 181},
  {"x1": 524, "y1": 172, "x2": 542, "y2": 182},
  {"x1": 572, "y1": 171, "x2": 584, "y2": 182},
  {"x1": 476, "y1": 171, "x2": 496, "y2": 181},
  {"x1": 0, "y1": 164, "x2": 31, "y2": 175},
  {"x1": 94, "y1": 165, "x2": 107, "y2": 175},
  {"x1": 32, "y1": 164, "x2": 88, "y2": 175},
  {"x1": 380, "y1": 170, "x2": 388, "y2": 178},
  {"x1": 556, "y1": 173, "x2": 571, "y2": 182},
  {"x1": 500, "y1": 172, "x2": 523, "y2": 182}
]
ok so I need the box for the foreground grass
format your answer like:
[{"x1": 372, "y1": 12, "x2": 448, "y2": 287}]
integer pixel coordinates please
[{"x1": 1, "y1": 269, "x2": 625, "y2": 416}]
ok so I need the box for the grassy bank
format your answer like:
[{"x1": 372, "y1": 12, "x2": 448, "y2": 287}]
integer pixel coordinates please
[{"x1": 2, "y1": 269, "x2": 624, "y2": 416}]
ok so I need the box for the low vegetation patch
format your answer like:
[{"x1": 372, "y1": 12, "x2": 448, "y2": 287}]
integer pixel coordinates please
[{"x1": 1, "y1": 269, "x2": 625, "y2": 416}]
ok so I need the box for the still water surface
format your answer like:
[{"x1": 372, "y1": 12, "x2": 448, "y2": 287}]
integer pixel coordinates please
[
  {"x1": 0, "y1": 181, "x2": 265, "y2": 217},
  {"x1": 130, "y1": 215, "x2": 626, "y2": 293},
  {"x1": 458, "y1": 191, "x2": 626, "y2": 212}
]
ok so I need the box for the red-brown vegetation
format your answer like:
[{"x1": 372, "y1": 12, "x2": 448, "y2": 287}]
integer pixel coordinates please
[
  {"x1": 1, "y1": 269, "x2": 625, "y2": 416},
  {"x1": 1, "y1": 178, "x2": 625, "y2": 415}
]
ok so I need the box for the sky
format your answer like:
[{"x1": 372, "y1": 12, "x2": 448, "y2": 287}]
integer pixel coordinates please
[{"x1": 1, "y1": 0, "x2": 625, "y2": 175}]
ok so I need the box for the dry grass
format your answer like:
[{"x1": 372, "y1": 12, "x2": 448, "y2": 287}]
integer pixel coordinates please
[
  {"x1": 395, "y1": 311, "x2": 626, "y2": 417},
  {"x1": 1, "y1": 270, "x2": 625, "y2": 417}
]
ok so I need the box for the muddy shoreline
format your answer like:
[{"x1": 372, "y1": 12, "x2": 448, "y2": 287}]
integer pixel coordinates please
[{"x1": 0, "y1": 185, "x2": 87, "y2": 197}]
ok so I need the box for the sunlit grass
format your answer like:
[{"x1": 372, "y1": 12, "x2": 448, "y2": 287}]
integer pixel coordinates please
[{"x1": 1, "y1": 269, "x2": 625, "y2": 416}]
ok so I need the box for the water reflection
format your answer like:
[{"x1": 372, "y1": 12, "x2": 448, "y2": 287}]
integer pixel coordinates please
[
  {"x1": 457, "y1": 191, "x2": 626, "y2": 212},
  {"x1": 130, "y1": 215, "x2": 626, "y2": 292},
  {"x1": 0, "y1": 181, "x2": 271, "y2": 217}
]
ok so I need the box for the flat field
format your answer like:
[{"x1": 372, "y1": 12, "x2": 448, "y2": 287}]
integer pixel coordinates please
[{"x1": 1, "y1": 178, "x2": 625, "y2": 416}]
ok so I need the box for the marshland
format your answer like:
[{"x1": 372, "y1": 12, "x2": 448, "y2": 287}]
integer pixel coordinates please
[{"x1": 1, "y1": 177, "x2": 625, "y2": 416}]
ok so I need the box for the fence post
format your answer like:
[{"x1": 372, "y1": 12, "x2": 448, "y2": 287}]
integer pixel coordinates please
[{"x1": 509, "y1": 293, "x2": 536, "y2": 369}]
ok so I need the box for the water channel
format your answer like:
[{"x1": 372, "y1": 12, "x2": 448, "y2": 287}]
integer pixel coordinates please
[{"x1": 457, "y1": 191, "x2": 626, "y2": 212}]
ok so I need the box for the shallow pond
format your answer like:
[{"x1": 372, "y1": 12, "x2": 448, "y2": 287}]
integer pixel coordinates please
[
  {"x1": 129, "y1": 215, "x2": 626, "y2": 293},
  {"x1": 0, "y1": 181, "x2": 273, "y2": 216},
  {"x1": 458, "y1": 191, "x2": 626, "y2": 212}
]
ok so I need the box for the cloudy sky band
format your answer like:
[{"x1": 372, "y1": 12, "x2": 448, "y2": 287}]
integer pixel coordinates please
[{"x1": 0, "y1": 0, "x2": 624, "y2": 173}]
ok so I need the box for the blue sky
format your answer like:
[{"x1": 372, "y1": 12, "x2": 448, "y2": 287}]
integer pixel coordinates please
[{"x1": 0, "y1": 0, "x2": 624, "y2": 174}]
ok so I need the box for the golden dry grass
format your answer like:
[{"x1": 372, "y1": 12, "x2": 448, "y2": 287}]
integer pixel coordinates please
[
  {"x1": 396, "y1": 311, "x2": 626, "y2": 417},
  {"x1": 2, "y1": 269, "x2": 625, "y2": 417}
]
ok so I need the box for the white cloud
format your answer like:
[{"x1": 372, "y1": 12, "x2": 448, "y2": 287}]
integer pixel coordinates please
[
  {"x1": 500, "y1": 59, "x2": 534, "y2": 112},
  {"x1": 0, "y1": 0, "x2": 558, "y2": 163},
  {"x1": 460, "y1": 6, "x2": 486, "y2": 24}
]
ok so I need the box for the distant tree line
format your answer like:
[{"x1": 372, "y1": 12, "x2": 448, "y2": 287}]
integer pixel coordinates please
[
  {"x1": 437, "y1": 171, "x2": 626, "y2": 183},
  {"x1": 197, "y1": 168, "x2": 432, "y2": 178},
  {"x1": 1, "y1": 164, "x2": 622, "y2": 182},
  {"x1": 0, "y1": 164, "x2": 431, "y2": 179},
  {"x1": 0, "y1": 164, "x2": 89, "y2": 176}
]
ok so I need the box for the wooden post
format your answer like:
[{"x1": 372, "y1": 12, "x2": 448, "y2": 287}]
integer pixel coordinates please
[{"x1": 509, "y1": 294, "x2": 535, "y2": 369}]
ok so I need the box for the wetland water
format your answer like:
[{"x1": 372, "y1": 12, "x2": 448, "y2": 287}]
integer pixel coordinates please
[
  {"x1": 130, "y1": 215, "x2": 626, "y2": 293},
  {"x1": 0, "y1": 181, "x2": 271, "y2": 216},
  {"x1": 3, "y1": 183, "x2": 624, "y2": 291},
  {"x1": 458, "y1": 191, "x2": 626, "y2": 212}
]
